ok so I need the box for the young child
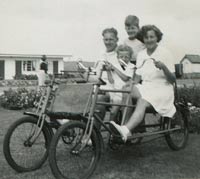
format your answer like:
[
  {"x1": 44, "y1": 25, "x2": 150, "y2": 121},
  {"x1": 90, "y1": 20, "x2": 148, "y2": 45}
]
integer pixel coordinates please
[
  {"x1": 124, "y1": 15, "x2": 145, "y2": 64},
  {"x1": 108, "y1": 44, "x2": 135, "y2": 122}
]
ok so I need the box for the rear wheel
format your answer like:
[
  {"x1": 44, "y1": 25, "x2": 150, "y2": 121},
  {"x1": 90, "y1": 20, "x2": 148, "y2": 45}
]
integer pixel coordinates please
[
  {"x1": 3, "y1": 116, "x2": 51, "y2": 172},
  {"x1": 165, "y1": 107, "x2": 189, "y2": 150},
  {"x1": 49, "y1": 120, "x2": 101, "y2": 179}
]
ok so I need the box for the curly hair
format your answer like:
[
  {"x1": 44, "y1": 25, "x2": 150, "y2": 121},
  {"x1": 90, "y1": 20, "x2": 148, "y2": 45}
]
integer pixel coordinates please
[
  {"x1": 138, "y1": 25, "x2": 163, "y2": 43},
  {"x1": 102, "y1": 27, "x2": 118, "y2": 38},
  {"x1": 116, "y1": 44, "x2": 133, "y2": 58}
]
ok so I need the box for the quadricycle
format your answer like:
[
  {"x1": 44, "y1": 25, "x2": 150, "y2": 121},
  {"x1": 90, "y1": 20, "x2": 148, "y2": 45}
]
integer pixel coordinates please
[{"x1": 3, "y1": 59, "x2": 189, "y2": 179}]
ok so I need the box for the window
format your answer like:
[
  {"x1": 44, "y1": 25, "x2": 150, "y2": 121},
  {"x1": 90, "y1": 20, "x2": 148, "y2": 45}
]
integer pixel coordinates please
[{"x1": 22, "y1": 60, "x2": 36, "y2": 71}]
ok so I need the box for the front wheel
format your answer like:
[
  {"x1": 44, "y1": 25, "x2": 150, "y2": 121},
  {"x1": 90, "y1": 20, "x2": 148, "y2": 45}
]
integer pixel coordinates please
[
  {"x1": 165, "y1": 106, "x2": 189, "y2": 150},
  {"x1": 49, "y1": 120, "x2": 101, "y2": 179},
  {"x1": 3, "y1": 116, "x2": 51, "y2": 172}
]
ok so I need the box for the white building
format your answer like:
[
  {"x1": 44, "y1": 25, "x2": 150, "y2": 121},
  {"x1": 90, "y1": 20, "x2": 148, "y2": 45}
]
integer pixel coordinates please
[
  {"x1": 180, "y1": 54, "x2": 200, "y2": 78},
  {"x1": 0, "y1": 54, "x2": 72, "y2": 79}
]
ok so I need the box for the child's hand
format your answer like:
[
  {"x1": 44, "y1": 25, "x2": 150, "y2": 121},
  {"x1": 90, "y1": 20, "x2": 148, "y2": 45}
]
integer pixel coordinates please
[{"x1": 104, "y1": 61, "x2": 114, "y2": 71}]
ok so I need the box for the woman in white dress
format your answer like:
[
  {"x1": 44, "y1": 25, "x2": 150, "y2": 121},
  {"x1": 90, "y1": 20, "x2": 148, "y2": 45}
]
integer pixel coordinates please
[{"x1": 110, "y1": 25, "x2": 176, "y2": 142}]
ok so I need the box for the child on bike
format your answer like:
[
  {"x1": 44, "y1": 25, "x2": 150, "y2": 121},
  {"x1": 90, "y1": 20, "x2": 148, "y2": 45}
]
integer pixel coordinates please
[{"x1": 107, "y1": 44, "x2": 135, "y2": 122}]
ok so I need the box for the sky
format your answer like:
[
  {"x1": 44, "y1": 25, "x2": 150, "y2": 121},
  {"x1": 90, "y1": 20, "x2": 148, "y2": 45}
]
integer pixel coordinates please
[{"x1": 0, "y1": 0, "x2": 200, "y2": 63}]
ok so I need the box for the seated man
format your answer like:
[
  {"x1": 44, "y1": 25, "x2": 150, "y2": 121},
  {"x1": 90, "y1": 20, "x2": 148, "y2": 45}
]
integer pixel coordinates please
[{"x1": 94, "y1": 28, "x2": 136, "y2": 126}]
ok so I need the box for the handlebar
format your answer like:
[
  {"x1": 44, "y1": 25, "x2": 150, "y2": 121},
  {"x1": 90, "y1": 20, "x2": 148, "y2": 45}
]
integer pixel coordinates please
[{"x1": 136, "y1": 58, "x2": 156, "y2": 69}]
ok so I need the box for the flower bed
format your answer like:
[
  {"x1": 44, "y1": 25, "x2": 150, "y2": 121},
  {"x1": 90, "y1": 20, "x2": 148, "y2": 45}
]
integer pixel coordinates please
[
  {"x1": 0, "y1": 88, "x2": 41, "y2": 109},
  {"x1": 0, "y1": 84, "x2": 200, "y2": 133}
]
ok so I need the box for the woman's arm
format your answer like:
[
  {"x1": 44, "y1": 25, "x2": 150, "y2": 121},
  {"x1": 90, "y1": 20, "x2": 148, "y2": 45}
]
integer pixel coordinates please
[{"x1": 154, "y1": 61, "x2": 176, "y2": 84}]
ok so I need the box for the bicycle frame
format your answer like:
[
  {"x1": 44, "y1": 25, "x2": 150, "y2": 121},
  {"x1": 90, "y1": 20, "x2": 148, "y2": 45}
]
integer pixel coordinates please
[
  {"x1": 80, "y1": 58, "x2": 184, "y2": 147},
  {"x1": 24, "y1": 59, "x2": 183, "y2": 147},
  {"x1": 24, "y1": 62, "x2": 96, "y2": 145}
]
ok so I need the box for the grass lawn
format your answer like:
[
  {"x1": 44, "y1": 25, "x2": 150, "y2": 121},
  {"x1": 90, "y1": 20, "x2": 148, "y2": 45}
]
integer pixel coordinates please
[{"x1": 1, "y1": 107, "x2": 200, "y2": 179}]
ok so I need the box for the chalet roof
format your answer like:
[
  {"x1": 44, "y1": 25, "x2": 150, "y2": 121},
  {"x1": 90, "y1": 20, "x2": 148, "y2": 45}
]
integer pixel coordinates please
[
  {"x1": 180, "y1": 54, "x2": 200, "y2": 64},
  {"x1": 64, "y1": 61, "x2": 95, "y2": 71},
  {"x1": 0, "y1": 53, "x2": 72, "y2": 59}
]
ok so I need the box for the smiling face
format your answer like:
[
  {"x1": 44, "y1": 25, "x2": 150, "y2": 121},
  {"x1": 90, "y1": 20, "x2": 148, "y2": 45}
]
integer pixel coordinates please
[
  {"x1": 143, "y1": 30, "x2": 158, "y2": 51},
  {"x1": 117, "y1": 50, "x2": 131, "y2": 64},
  {"x1": 125, "y1": 25, "x2": 139, "y2": 40},
  {"x1": 103, "y1": 32, "x2": 118, "y2": 52}
]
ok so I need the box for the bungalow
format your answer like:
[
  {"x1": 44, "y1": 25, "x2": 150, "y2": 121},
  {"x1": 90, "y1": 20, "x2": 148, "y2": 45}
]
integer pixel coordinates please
[
  {"x1": 180, "y1": 54, "x2": 200, "y2": 78},
  {"x1": 0, "y1": 54, "x2": 72, "y2": 80}
]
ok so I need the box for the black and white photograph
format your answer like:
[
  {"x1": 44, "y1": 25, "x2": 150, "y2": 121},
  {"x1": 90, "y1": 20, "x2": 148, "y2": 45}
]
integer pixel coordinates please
[{"x1": 0, "y1": 0, "x2": 200, "y2": 179}]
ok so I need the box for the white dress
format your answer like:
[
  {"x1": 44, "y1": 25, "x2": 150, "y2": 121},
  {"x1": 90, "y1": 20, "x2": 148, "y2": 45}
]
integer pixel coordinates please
[{"x1": 136, "y1": 46, "x2": 176, "y2": 117}]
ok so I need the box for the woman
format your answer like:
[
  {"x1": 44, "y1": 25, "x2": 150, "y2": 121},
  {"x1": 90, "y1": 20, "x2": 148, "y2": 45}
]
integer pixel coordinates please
[
  {"x1": 110, "y1": 25, "x2": 176, "y2": 142},
  {"x1": 38, "y1": 55, "x2": 48, "y2": 87}
]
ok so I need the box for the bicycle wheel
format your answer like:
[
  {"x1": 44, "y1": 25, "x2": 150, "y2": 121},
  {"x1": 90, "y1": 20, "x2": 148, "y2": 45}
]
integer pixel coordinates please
[
  {"x1": 3, "y1": 116, "x2": 51, "y2": 172},
  {"x1": 49, "y1": 120, "x2": 101, "y2": 179},
  {"x1": 165, "y1": 107, "x2": 189, "y2": 150}
]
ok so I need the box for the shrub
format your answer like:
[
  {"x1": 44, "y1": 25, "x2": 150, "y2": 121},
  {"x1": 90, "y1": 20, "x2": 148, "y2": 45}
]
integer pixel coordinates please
[
  {"x1": 14, "y1": 74, "x2": 38, "y2": 80},
  {"x1": 0, "y1": 88, "x2": 42, "y2": 109},
  {"x1": 177, "y1": 85, "x2": 200, "y2": 133},
  {"x1": 178, "y1": 85, "x2": 200, "y2": 107}
]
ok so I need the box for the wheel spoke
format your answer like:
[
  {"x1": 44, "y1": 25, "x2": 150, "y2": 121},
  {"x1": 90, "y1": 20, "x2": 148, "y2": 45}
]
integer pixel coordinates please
[
  {"x1": 49, "y1": 121, "x2": 100, "y2": 179},
  {"x1": 3, "y1": 117, "x2": 50, "y2": 172}
]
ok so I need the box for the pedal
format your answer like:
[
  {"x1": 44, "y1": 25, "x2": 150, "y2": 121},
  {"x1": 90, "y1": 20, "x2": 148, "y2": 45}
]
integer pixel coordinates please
[{"x1": 110, "y1": 135, "x2": 125, "y2": 144}]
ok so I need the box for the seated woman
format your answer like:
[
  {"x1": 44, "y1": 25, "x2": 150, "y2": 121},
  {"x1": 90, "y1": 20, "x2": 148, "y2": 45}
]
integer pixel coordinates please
[{"x1": 110, "y1": 25, "x2": 176, "y2": 142}]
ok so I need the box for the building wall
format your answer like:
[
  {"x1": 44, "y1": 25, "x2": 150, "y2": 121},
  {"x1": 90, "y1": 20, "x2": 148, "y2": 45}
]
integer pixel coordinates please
[
  {"x1": 58, "y1": 60, "x2": 64, "y2": 72},
  {"x1": 181, "y1": 58, "x2": 200, "y2": 73},
  {"x1": 0, "y1": 56, "x2": 65, "y2": 79},
  {"x1": 4, "y1": 58, "x2": 16, "y2": 79},
  {"x1": 191, "y1": 63, "x2": 200, "y2": 72}
]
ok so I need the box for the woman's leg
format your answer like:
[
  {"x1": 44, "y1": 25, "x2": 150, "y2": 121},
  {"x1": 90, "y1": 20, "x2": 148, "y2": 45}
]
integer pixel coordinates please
[
  {"x1": 126, "y1": 98, "x2": 151, "y2": 131},
  {"x1": 110, "y1": 86, "x2": 151, "y2": 141}
]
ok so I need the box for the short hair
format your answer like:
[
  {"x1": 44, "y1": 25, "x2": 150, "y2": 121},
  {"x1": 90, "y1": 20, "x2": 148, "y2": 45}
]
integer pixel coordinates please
[
  {"x1": 125, "y1": 15, "x2": 139, "y2": 27},
  {"x1": 116, "y1": 44, "x2": 133, "y2": 58},
  {"x1": 41, "y1": 55, "x2": 47, "y2": 61},
  {"x1": 102, "y1": 28, "x2": 118, "y2": 38},
  {"x1": 138, "y1": 25, "x2": 163, "y2": 43}
]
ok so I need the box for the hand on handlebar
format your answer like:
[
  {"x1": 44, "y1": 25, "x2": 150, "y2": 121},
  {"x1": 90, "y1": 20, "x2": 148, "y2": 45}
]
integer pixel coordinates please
[{"x1": 103, "y1": 61, "x2": 114, "y2": 71}]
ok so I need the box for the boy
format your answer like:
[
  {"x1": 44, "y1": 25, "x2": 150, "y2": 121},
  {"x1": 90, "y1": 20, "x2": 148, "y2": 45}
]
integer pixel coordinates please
[
  {"x1": 107, "y1": 44, "x2": 135, "y2": 122},
  {"x1": 124, "y1": 15, "x2": 145, "y2": 64}
]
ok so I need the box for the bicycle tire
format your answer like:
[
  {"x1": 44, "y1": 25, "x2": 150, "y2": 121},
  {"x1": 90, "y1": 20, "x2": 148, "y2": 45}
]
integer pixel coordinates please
[
  {"x1": 3, "y1": 116, "x2": 51, "y2": 172},
  {"x1": 49, "y1": 120, "x2": 101, "y2": 179},
  {"x1": 165, "y1": 107, "x2": 189, "y2": 150}
]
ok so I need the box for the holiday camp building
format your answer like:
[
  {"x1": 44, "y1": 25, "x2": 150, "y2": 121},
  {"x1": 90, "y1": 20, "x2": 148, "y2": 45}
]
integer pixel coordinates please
[
  {"x1": 180, "y1": 54, "x2": 200, "y2": 78},
  {"x1": 0, "y1": 54, "x2": 72, "y2": 79}
]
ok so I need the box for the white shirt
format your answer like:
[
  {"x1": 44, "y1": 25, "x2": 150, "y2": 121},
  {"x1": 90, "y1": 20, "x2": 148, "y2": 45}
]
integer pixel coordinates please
[
  {"x1": 96, "y1": 51, "x2": 134, "y2": 90},
  {"x1": 124, "y1": 38, "x2": 145, "y2": 62}
]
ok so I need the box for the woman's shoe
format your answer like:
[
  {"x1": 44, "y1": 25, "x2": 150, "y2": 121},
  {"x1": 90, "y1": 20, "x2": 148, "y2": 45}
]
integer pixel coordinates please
[{"x1": 109, "y1": 121, "x2": 131, "y2": 142}]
